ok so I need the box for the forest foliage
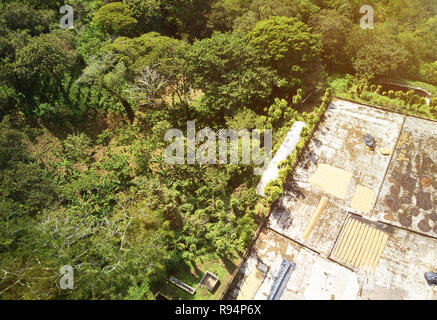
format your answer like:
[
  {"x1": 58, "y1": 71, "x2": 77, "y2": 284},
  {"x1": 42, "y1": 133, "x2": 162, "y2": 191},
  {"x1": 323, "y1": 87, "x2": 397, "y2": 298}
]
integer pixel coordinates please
[{"x1": 0, "y1": 0, "x2": 436, "y2": 299}]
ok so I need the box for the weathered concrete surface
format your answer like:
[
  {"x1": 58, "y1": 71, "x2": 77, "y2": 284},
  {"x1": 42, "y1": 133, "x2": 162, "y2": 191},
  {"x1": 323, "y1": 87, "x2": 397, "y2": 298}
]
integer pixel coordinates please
[
  {"x1": 293, "y1": 99, "x2": 404, "y2": 208},
  {"x1": 226, "y1": 228, "x2": 360, "y2": 300},
  {"x1": 268, "y1": 181, "x2": 348, "y2": 257},
  {"x1": 228, "y1": 223, "x2": 437, "y2": 300},
  {"x1": 375, "y1": 116, "x2": 437, "y2": 238},
  {"x1": 227, "y1": 100, "x2": 437, "y2": 300},
  {"x1": 268, "y1": 100, "x2": 404, "y2": 256},
  {"x1": 360, "y1": 221, "x2": 437, "y2": 299}
]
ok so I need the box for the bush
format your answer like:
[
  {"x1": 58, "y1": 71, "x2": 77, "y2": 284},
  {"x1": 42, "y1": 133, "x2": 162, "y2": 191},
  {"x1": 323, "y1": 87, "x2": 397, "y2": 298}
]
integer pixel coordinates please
[
  {"x1": 360, "y1": 91, "x2": 372, "y2": 101},
  {"x1": 93, "y1": 2, "x2": 137, "y2": 36},
  {"x1": 410, "y1": 95, "x2": 422, "y2": 105},
  {"x1": 264, "y1": 181, "x2": 283, "y2": 203},
  {"x1": 292, "y1": 89, "x2": 303, "y2": 105},
  {"x1": 405, "y1": 90, "x2": 414, "y2": 102},
  {"x1": 376, "y1": 85, "x2": 382, "y2": 94},
  {"x1": 300, "y1": 126, "x2": 309, "y2": 138},
  {"x1": 96, "y1": 129, "x2": 113, "y2": 146},
  {"x1": 35, "y1": 102, "x2": 74, "y2": 124},
  {"x1": 430, "y1": 97, "x2": 437, "y2": 111},
  {"x1": 117, "y1": 124, "x2": 140, "y2": 146},
  {"x1": 63, "y1": 133, "x2": 92, "y2": 162},
  {"x1": 395, "y1": 91, "x2": 404, "y2": 100}
]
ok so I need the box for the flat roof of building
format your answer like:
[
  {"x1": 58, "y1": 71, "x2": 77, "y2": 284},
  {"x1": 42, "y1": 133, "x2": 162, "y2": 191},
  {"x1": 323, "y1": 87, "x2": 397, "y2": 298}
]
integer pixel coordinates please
[{"x1": 225, "y1": 98, "x2": 437, "y2": 300}]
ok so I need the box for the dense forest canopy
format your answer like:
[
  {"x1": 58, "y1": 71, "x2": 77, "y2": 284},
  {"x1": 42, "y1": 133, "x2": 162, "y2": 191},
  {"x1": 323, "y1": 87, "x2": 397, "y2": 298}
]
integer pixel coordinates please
[{"x1": 0, "y1": 0, "x2": 436, "y2": 299}]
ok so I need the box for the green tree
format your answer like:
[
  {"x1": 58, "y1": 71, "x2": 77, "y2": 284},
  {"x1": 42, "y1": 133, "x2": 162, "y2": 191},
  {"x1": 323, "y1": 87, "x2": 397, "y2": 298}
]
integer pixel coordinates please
[
  {"x1": 93, "y1": 2, "x2": 138, "y2": 36},
  {"x1": 160, "y1": 0, "x2": 213, "y2": 40},
  {"x1": 185, "y1": 31, "x2": 277, "y2": 119},
  {"x1": 419, "y1": 61, "x2": 437, "y2": 86},
  {"x1": 0, "y1": 2, "x2": 55, "y2": 36},
  {"x1": 309, "y1": 9, "x2": 352, "y2": 72},
  {"x1": 78, "y1": 32, "x2": 188, "y2": 121},
  {"x1": 13, "y1": 30, "x2": 77, "y2": 112},
  {"x1": 0, "y1": 117, "x2": 57, "y2": 214},
  {"x1": 248, "y1": 16, "x2": 321, "y2": 90},
  {"x1": 346, "y1": 25, "x2": 409, "y2": 79},
  {"x1": 234, "y1": 0, "x2": 320, "y2": 32},
  {"x1": 77, "y1": 53, "x2": 135, "y2": 123},
  {"x1": 207, "y1": 0, "x2": 249, "y2": 32},
  {"x1": 104, "y1": 32, "x2": 187, "y2": 80},
  {"x1": 122, "y1": 0, "x2": 162, "y2": 33}
]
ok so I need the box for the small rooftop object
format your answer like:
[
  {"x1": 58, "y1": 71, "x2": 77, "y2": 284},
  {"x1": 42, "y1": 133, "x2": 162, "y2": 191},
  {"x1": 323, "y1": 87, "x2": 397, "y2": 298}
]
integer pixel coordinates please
[
  {"x1": 309, "y1": 164, "x2": 352, "y2": 199},
  {"x1": 363, "y1": 133, "x2": 376, "y2": 149},
  {"x1": 424, "y1": 272, "x2": 437, "y2": 286},
  {"x1": 267, "y1": 260, "x2": 296, "y2": 300},
  {"x1": 169, "y1": 276, "x2": 196, "y2": 295},
  {"x1": 378, "y1": 147, "x2": 391, "y2": 156},
  {"x1": 200, "y1": 271, "x2": 219, "y2": 292},
  {"x1": 332, "y1": 217, "x2": 388, "y2": 274},
  {"x1": 155, "y1": 292, "x2": 170, "y2": 300},
  {"x1": 302, "y1": 196, "x2": 329, "y2": 240},
  {"x1": 350, "y1": 185, "x2": 375, "y2": 216}
]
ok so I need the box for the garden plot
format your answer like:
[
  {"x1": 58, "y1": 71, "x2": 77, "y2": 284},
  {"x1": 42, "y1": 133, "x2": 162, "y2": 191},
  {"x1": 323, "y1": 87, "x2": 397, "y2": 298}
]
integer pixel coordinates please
[{"x1": 374, "y1": 116, "x2": 437, "y2": 238}]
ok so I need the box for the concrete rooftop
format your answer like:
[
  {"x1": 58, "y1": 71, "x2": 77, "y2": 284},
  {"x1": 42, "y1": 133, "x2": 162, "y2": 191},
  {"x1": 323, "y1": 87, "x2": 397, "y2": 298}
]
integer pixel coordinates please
[{"x1": 226, "y1": 99, "x2": 437, "y2": 300}]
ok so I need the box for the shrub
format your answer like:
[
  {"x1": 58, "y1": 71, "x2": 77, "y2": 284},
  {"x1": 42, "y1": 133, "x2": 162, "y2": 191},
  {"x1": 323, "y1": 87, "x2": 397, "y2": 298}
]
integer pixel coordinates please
[
  {"x1": 63, "y1": 133, "x2": 92, "y2": 162},
  {"x1": 117, "y1": 124, "x2": 140, "y2": 146},
  {"x1": 395, "y1": 91, "x2": 404, "y2": 100},
  {"x1": 93, "y1": 2, "x2": 137, "y2": 36},
  {"x1": 410, "y1": 95, "x2": 422, "y2": 105},
  {"x1": 96, "y1": 129, "x2": 113, "y2": 146},
  {"x1": 292, "y1": 89, "x2": 303, "y2": 105},
  {"x1": 376, "y1": 85, "x2": 382, "y2": 94},
  {"x1": 360, "y1": 91, "x2": 372, "y2": 101},
  {"x1": 300, "y1": 126, "x2": 309, "y2": 138},
  {"x1": 35, "y1": 102, "x2": 75, "y2": 124},
  {"x1": 264, "y1": 179, "x2": 283, "y2": 203},
  {"x1": 405, "y1": 90, "x2": 414, "y2": 103},
  {"x1": 430, "y1": 97, "x2": 437, "y2": 111}
]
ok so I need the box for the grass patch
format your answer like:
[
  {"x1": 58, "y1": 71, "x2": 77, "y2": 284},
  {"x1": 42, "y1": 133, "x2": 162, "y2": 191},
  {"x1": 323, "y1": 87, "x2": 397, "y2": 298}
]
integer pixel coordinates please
[
  {"x1": 156, "y1": 249, "x2": 244, "y2": 300},
  {"x1": 403, "y1": 79, "x2": 437, "y2": 96},
  {"x1": 327, "y1": 74, "x2": 436, "y2": 119}
]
